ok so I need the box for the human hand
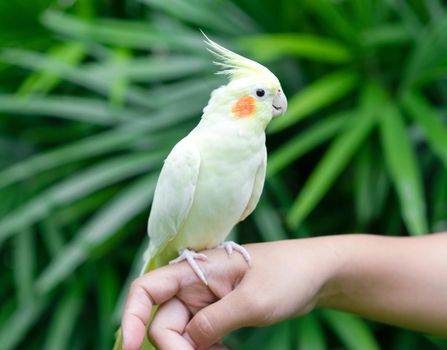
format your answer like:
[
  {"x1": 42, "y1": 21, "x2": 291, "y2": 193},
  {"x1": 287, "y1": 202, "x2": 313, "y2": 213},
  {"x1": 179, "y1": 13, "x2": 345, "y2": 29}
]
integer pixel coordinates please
[{"x1": 121, "y1": 239, "x2": 337, "y2": 350}]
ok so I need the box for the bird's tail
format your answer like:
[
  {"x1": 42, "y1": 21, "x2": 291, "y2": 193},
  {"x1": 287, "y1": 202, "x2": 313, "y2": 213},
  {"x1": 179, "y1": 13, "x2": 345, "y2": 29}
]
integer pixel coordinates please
[
  {"x1": 140, "y1": 248, "x2": 159, "y2": 276},
  {"x1": 112, "y1": 252, "x2": 159, "y2": 350}
]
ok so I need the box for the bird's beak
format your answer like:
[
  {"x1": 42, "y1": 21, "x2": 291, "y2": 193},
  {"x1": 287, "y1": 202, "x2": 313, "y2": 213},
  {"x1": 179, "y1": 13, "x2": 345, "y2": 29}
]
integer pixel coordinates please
[{"x1": 272, "y1": 90, "x2": 287, "y2": 117}]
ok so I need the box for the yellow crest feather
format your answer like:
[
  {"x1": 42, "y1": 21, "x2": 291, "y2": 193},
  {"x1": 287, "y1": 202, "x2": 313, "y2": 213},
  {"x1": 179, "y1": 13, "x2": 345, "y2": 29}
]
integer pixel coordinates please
[{"x1": 202, "y1": 32, "x2": 277, "y2": 82}]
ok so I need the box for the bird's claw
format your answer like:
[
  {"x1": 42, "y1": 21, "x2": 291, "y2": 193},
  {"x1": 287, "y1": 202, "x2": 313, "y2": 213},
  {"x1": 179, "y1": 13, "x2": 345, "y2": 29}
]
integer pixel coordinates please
[
  {"x1": 218, "y1": 241, "x2": 251, "y2": 266},
  {"x1": 169, "y1": 249, "x2": 208, "y2": 285}
]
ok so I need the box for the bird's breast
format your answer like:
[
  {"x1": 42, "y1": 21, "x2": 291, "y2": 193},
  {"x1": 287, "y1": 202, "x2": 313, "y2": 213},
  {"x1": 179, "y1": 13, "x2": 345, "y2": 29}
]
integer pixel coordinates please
[{"x1": 173, "y1": 130, "x2": 265, "y2": 251}]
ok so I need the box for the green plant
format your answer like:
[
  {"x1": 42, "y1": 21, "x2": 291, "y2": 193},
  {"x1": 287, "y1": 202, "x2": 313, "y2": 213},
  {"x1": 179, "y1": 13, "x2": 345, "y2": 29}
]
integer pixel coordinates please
[{"x1": 1, "y1": 0, "x2": 446, "y2": 349}]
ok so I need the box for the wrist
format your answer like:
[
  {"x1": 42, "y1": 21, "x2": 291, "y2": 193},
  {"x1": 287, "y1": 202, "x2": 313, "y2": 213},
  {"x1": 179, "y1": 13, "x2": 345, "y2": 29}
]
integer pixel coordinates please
[{"x1": 313, "y1": 234, "x2": 360, "y2": 310}]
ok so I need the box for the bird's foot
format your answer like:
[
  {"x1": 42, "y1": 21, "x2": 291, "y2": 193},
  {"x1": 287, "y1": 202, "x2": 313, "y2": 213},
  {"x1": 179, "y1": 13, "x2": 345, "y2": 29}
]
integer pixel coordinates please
[
  {"x1": 169, "y1": 249, "x2": 208, "y2": 285},
  {"x1": 218, "y1": 241, "x2": 251, "y2": 266}
]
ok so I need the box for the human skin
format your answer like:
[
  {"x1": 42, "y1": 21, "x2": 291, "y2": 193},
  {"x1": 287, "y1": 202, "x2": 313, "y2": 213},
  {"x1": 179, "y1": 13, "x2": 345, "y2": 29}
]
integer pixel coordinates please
[{"x1": 121, "y1": 233, "x2": 447, "y2": 350}]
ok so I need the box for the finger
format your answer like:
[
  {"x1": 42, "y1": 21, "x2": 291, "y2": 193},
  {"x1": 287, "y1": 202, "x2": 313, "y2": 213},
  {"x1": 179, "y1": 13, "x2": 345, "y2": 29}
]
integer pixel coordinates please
[
  {"x1": 122, "y1": 264, "x2": 192, "y2": 350},
  {"x1": 149, "y1": 297, "x2": 194, "y2": 350},
  {"x1": 185, "y1": 289, "x2": 251, "y2": 348}
]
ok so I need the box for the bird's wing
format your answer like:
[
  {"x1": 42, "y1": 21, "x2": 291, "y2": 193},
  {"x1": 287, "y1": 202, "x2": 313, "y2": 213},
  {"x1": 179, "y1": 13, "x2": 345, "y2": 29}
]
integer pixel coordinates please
[
  {"x1": 147, "y1": 140, "x2": 200, "y2": 253},
  {"x1": 239, "y1": 148, "x2": 267, "y2": 221}
]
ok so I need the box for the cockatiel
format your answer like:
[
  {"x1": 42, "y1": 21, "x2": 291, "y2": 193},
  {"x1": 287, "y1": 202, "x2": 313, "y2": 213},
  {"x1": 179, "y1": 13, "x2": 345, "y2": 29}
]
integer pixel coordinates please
[
  {"x1": 113, "y1": 35, "x2": 287, "y2": 350},
  {"x1": 143, "y1": 36, "x2": 287, "y2": 281}
]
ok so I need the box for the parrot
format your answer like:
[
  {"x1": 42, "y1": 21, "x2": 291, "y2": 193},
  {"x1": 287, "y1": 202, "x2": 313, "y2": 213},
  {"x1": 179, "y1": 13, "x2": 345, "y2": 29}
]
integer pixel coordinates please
[{"x1": 113, "y1": 34, "x2": 287, "y2": 350}]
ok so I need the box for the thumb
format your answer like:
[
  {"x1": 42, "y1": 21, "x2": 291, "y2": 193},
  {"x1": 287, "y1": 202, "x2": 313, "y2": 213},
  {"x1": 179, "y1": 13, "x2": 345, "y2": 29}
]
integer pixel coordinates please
[{"x1": 185, "y1": 289, "x2": 252, "y2": 348}]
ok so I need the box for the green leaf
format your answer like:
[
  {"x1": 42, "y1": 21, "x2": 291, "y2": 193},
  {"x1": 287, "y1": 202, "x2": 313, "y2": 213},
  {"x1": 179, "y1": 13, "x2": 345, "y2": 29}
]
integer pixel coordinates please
[
  {"x1": 43, "y1": 283, "x2": 84, "y2": 350},
  {"x1": 349, "y1": 0, "x2": 373, "y2": 29},
  {"x1": 149, "y1": 76, "x2": 223, "y2": 108},
  {"x1": 108, "y1": 48, "x2": 131, "y2": 107},
  {"x1": 267, "y1": 111, "x2": 351, "y2": 176},
  {"x1": 0, "y1": 128, "x2": 140, "y2": 189},
  {"x1": 41, "y1": 217, "x2": 64, "y2": 258},
  {"x1": 287, "y1": 86, "x2": 377, "y2": 229},
  {"x1": 425, "y1": 334, "x2": 447, "y2": 349},
  {"x1": 432, "y1": 168, "x2": 447, "y2": 232},
  {"x1": 414, "y1": 64, "x2": 447, "y2": 86},
  {"x1": 387, "y1": 0, "x2": 422, "y2": 39},
  {"x1": 0, "y1": 94, "x2": 145, "y2": 125},
  {"x1": 265, "y1": 175, "x2": 294, "y2": 209},
  {"x1": 361, "y1": 24, "x2": 411, "y2": 47},
  {"x1": 0, "y1": 152, "x2": 163, "y2": 245},
  {"x1": 379, "y1": 100, "x2": 428, "y2": 235},
  {"x1": 239, "y1": 34, "x2": 352, "y2": 63},
  {"x1": 97, "y1": 267, "x2": 120, "y2": 349},
  {"x1": 0, "y1": 299, "x2": 15, "y2": 329},
  {"x1": 252, "y1": 197, "x2": 288, "y2": 241},
  {"x1": 0, "y1": 105, "x2": 196, "y2": 189},
  {"x1": 297, "y1": 313, "x2": 326, "y2": 350},
  {"x1": 402, "y1": 15, "x2": 447, "y2": 89},
  {"x1": 424, "y1": 0, "x2": 447, "y2": 22},
  {"x1": 0, "y1": 298, "x2": 49, "y2": 350},
  {"x1": 237, "y1": 328, "x2": 274, "y2": 350},
  {"x1": 84, "y1": 55, "x2": 211, "y2": 83},
  {"x1": 354, "y1": 143, "x2": 374, "y2": 225},
  {"x1": 269, "y1": 70, "x2": 358, "y2": 133},
  {"x1": 322, "y1": 310, "x2": 380, "y2": 350},
  {"x1": 56, "y1": 188, "x2": 118, "y2": 228},
  {"x1": 142, "y1": 0, "x2": 258, "y2": 35},
  {"x1": 401, "y1": 91, "x2": 447, "y2": 169},
  {"x1": 261, "y1": 322, "x2": 291, "y2": 350},
  {"x1": 0, "y1": 48, "x2": 154, "y2": 109},
  {"x1": 41, "y1": 10, "x2": 202, "y2": 51},
  {"x1": 303, "y1": 0, "x2": 359, "y2": 44},
  {"x1": 18, "y1": 42, "x2": 85, "y2": 95},
  {"x1": 353, "y1": 140, "x2": 389, "y2": 226},
  {"x1": 13, "y1": 227, "x2": 35, "y2": 305},
  {"x1": 36, "y1": 174, "x2": 157, "y2": 294}
]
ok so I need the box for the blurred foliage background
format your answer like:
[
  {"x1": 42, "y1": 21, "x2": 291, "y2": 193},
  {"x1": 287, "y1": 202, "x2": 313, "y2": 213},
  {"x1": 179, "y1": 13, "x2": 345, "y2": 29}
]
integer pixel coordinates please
[{"x1": 1, "y1": 0, "x2": 447, "y2": 349}]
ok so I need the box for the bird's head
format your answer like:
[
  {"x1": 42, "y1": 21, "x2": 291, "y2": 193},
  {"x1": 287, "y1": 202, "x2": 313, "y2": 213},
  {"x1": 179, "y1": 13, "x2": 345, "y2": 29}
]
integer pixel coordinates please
[{"x1": 202, "y1": 35, "x2": 287, "y2": 129}]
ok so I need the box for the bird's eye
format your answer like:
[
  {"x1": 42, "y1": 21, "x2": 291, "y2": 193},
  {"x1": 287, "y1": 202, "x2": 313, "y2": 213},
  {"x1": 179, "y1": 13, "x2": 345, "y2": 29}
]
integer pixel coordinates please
[{"x1": 256, "y1": 89, "x2": 265, "y2": 97}]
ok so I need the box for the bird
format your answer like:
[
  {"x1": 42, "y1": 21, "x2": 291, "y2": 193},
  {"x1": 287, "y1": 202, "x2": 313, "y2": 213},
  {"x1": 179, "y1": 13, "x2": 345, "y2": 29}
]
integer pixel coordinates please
[{"x1": 113, "y1": 34, "x2": 287, "y2": 350}]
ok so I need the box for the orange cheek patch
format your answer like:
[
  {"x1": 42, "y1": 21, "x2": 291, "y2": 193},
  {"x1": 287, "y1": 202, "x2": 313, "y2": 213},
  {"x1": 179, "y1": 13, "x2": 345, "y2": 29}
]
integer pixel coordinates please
[{"x1": 232, "y1": 96, "x2": 256, "y2": 118}]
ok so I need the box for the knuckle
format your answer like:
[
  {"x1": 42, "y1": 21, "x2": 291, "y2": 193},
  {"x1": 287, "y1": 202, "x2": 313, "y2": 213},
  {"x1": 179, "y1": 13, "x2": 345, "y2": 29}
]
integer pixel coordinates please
[
  {"x1": 128, "y1": 278, "x2": 155, "y2": 310},
  {"x1": 130, "y1": 277, "x2": 142, "y2": 291},
  {"x1": 192, "y1": 311, "x2": 215, "y2": 340}
]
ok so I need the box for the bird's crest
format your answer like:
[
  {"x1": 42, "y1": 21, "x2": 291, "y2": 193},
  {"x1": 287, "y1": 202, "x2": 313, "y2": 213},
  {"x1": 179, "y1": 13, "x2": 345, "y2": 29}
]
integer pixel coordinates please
[{"x1": 203, "y1": 32, "x2": 277, "y2": 83}]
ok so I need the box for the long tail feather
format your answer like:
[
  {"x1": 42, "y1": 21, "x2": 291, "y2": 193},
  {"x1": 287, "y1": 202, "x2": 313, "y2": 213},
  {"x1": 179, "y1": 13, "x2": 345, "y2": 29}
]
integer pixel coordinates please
[{"x1": 112, "y1": 329, "x2": 124, "y2": 350}]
